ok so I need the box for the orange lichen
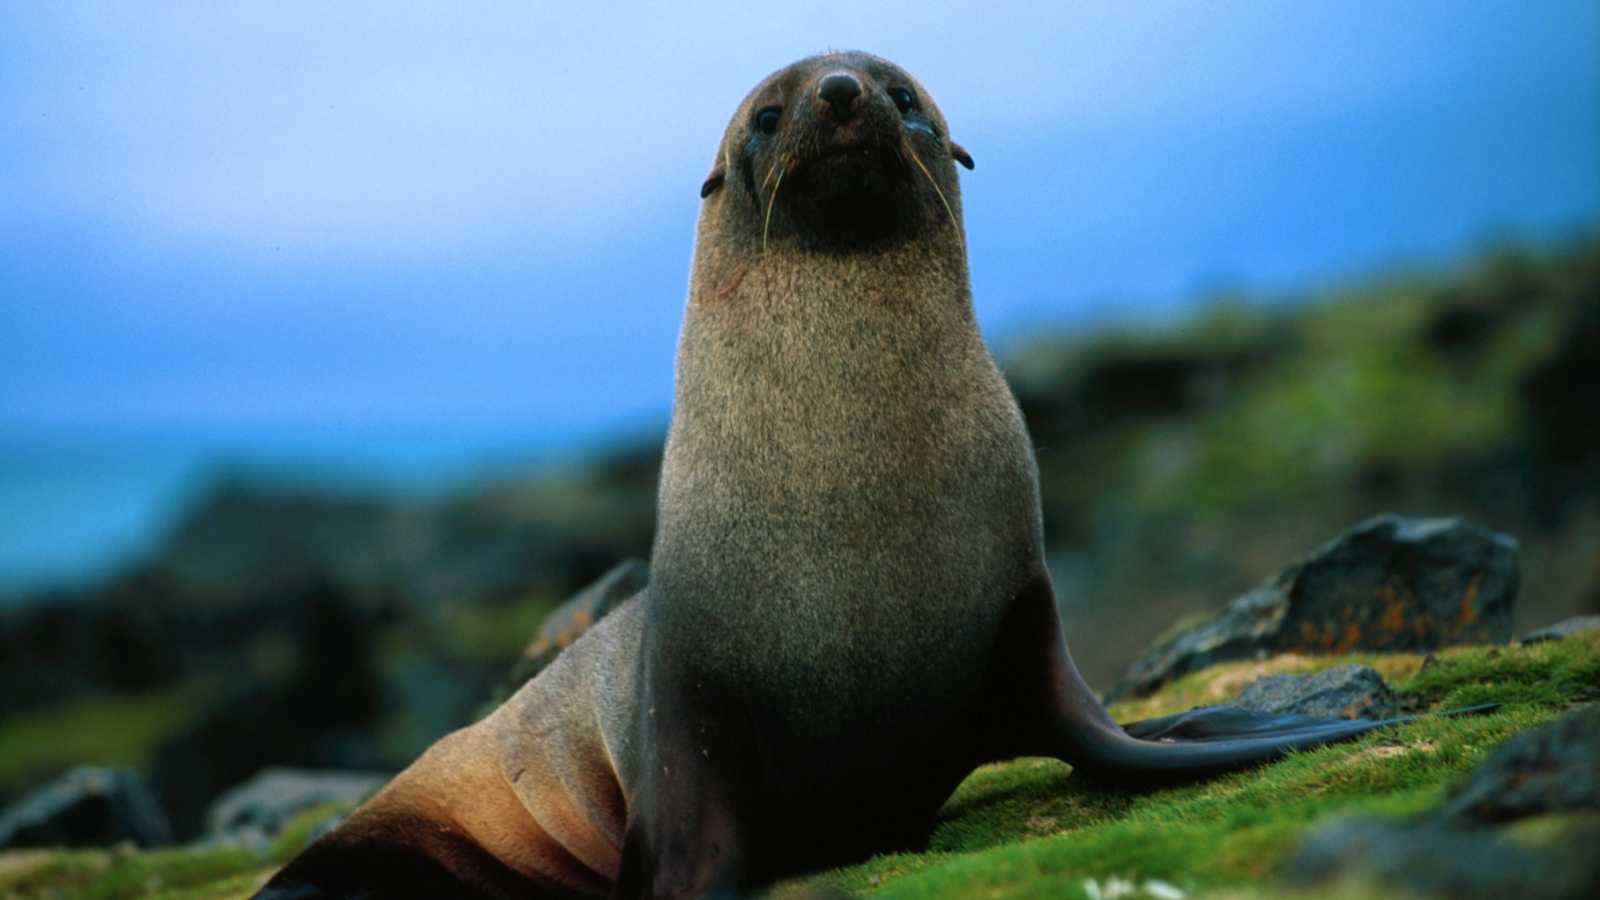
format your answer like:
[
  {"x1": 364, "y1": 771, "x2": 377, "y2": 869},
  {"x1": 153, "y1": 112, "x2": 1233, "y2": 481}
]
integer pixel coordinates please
[
  {"x1": 1456, "y1": 574, "x2": 1482, "y2": 632},
  {"x1": 1340, "y1": 622, "x2": 1363, "y2": 652},
  {"x1": 1380, "y1": 601, "x2": 1406, "y2": 635}
]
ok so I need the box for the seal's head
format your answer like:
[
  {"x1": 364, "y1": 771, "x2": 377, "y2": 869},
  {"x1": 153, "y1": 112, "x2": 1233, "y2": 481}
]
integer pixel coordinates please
[{"x1": 698, "y1": 52, "x2": 973, "y2": 253}]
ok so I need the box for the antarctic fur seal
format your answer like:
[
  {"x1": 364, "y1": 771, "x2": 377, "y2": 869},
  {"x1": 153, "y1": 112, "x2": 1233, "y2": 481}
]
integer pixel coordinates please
[{"x1": 254, "y1": 51, "x2": 1457, "y2": 900}]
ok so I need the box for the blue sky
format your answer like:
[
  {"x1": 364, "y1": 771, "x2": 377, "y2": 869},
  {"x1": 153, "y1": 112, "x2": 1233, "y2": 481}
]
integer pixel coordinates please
[{"x1": 1, "y1": 2, "x2": 1597, "y2": 590}]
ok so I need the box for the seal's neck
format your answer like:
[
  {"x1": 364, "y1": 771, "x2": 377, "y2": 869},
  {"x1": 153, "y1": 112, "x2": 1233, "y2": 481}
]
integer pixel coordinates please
[
  {"x1": 689, "y1": 232, "x2": 974, "y2": 347},
  {"x1": 688, "y1": 244, "x2": 973, "y2": 394},
  {"x1": 666, "y1": 237, "x2": 1003, "y2": 474}
]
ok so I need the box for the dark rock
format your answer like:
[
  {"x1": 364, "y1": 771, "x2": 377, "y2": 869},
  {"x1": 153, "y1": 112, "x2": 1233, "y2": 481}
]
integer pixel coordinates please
[
  {"x1": 1520, "y1": 615, "x2": 1600, "y2": 645},
  {"x1": 205, "y1": 767, "x2": 387, "y2": 844},
  {"x1": 1287, "y1": 817, "x2": 1600, "y2": 900},
  {"x1": 0, "y1": 434, "x2": 663, "y2": 715},
  {"x1": 495, "y1": 559, "x2": 648, "y2": 701},
  {"x1": 0, "y1": 766, "x2": 172, "y2": 849},
  {"x1": 273, "y1": 586, "x2": 386, "y2": 734},
  {"x1": 1521, "y1": 289, "x2": 1600, "y2": 523},
  {"x1": 1439, "y1": 704, "x2": 1600, "y2": 825},
  {"x1": 153, "y1": 440, "x2": 659, "y2": 609},
  {"x1": 1232, "y1": 664, "x2": 1401, "y2": 720},
  {"x1": 1108, "y1": 515, "x2": 1518, "y2": 700},
  {"x1": 151, "y1": 584, "x2": 389, "y2": 841},
  {"x1": 1426, "y1": 304, "x2": 1505, "y2": 352},
  {"x1": 0, "y1": 569, "x2": 204, "y2": 711},
  {"x1": 1014, "y1": 337, "x2": 1283, "y2": 447}
]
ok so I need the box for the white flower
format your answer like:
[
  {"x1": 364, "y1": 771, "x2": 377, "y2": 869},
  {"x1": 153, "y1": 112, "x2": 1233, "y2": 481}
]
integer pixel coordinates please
[
  {"x1": 1080, "y1": 876, "x2": 1187, "y2": 900},
  {"x1": 1142, "y1": 879, "x2": 1186, "y2": 900}
]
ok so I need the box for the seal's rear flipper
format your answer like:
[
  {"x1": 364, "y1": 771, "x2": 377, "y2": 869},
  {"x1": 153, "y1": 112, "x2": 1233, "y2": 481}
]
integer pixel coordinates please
[
  {"x1": 1121, "y1": 702, "x2": 1501, "y2": 743},
  {"x1": 971, "y1": 575, "x2": 1504, "y2": 788}
]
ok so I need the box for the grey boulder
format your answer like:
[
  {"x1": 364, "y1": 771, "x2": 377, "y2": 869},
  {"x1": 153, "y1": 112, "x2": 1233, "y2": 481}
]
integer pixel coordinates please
[
  {"x1": 1232, "y1": 664, "x2": 1402, "y2": 720},
  {"x1": 0, "y1": 766, "x2": 172, "y2": 849},
  {"x1": 1519, "y1": 615, "x2": 1600, "y2": 645},
  {"x1": 204, "y1": 767, "x2": 387, "y2": 846}
]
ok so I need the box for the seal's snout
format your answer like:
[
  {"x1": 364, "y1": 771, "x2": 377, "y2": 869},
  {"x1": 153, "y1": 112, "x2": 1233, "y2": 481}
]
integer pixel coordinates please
[
  {"x1": 741, "y1": 54, "x2": 947, "y2": 249},
  {"x1": 817, "y1": 72, "x2": 864, "y2": 124}
]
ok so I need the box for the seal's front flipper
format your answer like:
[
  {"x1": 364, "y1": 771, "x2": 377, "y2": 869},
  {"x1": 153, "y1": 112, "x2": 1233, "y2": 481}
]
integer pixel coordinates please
[
  {"x1": 612, "y1": 666, "x2": 757, "y2": 900},
  {"x1": 250, "y1": 827, "x2": 517, "y2": 900}
]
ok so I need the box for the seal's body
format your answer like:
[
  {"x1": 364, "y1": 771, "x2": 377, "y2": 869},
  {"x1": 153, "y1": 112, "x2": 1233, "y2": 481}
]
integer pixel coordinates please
[{"x1": 255, "y1": 52, "x2": 1428, "y2": 900}]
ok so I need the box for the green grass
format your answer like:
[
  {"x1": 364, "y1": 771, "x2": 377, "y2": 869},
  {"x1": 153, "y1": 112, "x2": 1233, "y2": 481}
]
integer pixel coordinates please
[
  {"x1": 267, "y1": 803, "x2": 351, "y2": 864},
  {"x1": 0, "y1": 845, "x2": 271, "y2": 900},
  {"x1": 0, "y1": 798, "x2": 353, "y2": 899},
  {"x1": 4, "y1": 634, "x2": 1594, "y2": 899}
]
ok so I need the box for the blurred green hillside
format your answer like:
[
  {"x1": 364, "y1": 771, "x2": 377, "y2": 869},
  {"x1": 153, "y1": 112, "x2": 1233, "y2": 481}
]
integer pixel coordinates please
[
  {"x1": 1016, "y1": 238, "x2": 1600, "y2": 687},
  {"x1": 1, "y1": 237, "x2": 1596, "y2": 839}
]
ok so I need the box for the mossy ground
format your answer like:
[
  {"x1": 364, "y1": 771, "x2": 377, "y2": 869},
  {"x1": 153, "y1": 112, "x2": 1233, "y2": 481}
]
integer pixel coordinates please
[
  {"x1": 3, "y1": 633, "x2": 1595, "y2": 900},
  {"x1": 0, "y1": 802, "x2": 343, "y2": 900},
  {"x1": 788, "y1": 632, "x2": 1599, "y2": 900}
]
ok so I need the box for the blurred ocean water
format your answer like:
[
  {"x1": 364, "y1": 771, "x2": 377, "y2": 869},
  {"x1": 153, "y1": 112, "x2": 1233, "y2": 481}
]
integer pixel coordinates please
[{"x1": 0, "y1": 423, "x2": 623, "y2": 601}]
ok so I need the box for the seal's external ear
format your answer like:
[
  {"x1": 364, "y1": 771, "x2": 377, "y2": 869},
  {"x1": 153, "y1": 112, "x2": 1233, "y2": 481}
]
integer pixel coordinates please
[
  {"x1": 950, "y1": 142, "x2": 974, "y2": 170},
  {"x1": 701, "y1": 166, "x2": 726, "y2": 198}
]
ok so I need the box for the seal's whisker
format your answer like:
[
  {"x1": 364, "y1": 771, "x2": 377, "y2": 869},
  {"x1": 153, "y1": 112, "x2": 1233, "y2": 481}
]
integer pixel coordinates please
[
  {"x1": 904, "y1": 141, "x2": 956, "y2": 227},
  {"x1": 762, "y1": 166, "x2": 785, "y2": 254},
  {"x1": 760, "y1": 157, "x2": 783, "y2": 196}
]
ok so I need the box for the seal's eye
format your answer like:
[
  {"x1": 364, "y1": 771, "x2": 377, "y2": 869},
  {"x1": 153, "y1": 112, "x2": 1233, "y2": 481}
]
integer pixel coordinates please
[
  {"x1": 755, "y1": 106, "x2": 782, "y2": 136},
  {"x1": 889, "y1": 87, "x2": 914, "y2": 115}
]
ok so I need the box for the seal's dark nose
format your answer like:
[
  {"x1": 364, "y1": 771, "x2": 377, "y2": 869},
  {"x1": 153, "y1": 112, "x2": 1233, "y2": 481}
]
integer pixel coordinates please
[{"x1": 818, "y1": 72, "x2": 863, "y2": 124}]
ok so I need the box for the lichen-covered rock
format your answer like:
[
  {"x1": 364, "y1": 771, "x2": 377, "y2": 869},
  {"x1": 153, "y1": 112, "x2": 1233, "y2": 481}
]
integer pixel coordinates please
[
  {"x1": 494, "y1": 559, "x2": 648, "y2": 702},
  {"x1": 1232, "y1": 664, "x2": 1401, "y2": 720},
  {"x1": 0, "y1": 766, "x2": 172, "y2": 849},
  {"x1": 1520, "y1": 615, "x2": 1600, "y2": 645},
  {"x1": 204, "y1": 767, "x2": 388, "y2": 845},
  {"x1": 1108, "y1": 515, "x2": 1518, "y2": 700}
]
